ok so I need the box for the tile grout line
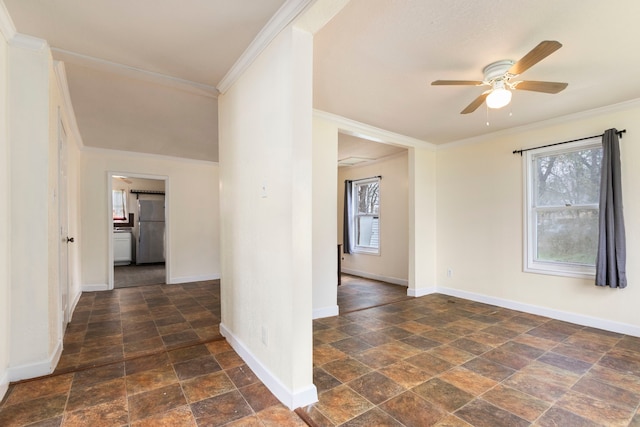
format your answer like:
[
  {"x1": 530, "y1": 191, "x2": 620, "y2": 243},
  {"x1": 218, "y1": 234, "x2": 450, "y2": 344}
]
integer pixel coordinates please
[
  {"x1": 9, "y1": 335, "x2": 226, "y2": 387},
  {"x1": 308, "y1": 290, "x2": 640, "y2": 426}
]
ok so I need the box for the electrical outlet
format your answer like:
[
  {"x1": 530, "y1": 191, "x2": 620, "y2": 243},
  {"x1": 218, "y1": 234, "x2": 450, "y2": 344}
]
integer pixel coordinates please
[
  {"x1": 261, "y1": 326, "x2": 268, "y2": 345},
  {"x1": 447, "y1": 269, "x2": 453, "y2": 278}
]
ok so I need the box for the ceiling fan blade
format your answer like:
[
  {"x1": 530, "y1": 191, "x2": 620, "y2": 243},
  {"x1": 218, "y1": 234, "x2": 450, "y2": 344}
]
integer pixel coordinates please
[
  {"x1": 461, "y1": 91, "x2": 490, "y2": 114},
  {"x1": 508, "y1": 40, "x2": 562, "y2": 76},
  {"x1": 432, "y1": 80, "x2": 484, "y2": 86},
  {"x1": 513, "y1": 80, "x2": 568, "y2": 94}
]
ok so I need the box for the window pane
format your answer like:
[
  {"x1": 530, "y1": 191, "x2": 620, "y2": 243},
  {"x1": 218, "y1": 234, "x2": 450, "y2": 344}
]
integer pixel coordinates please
[
  {"x1": 356, "y1": 182, "x2": 379, "y2": 214},
  {"x1": 536, "y1": 208, "x2": 599, "y2": 265},
  {"x1": 113, "y1": 190, "x2": 126, "y2": 220},
  {"x1": 535, "y1": 147, "x2": 602, "y2": 207},
  {"x1": 356, "y1": 216, "x2": 379, "y2": 248}
]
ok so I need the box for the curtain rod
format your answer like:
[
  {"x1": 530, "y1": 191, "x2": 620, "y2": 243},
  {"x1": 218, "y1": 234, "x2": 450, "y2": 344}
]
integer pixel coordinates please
[
  {"x1": 345, "y1": 175, "x2": 382, "y2": 183},
  {"x1": 130, "y1": 189, "x2": 165, "y2": 195},
  {"x1": 513, "y1": 129, "x2": 626, "y2": 156}
]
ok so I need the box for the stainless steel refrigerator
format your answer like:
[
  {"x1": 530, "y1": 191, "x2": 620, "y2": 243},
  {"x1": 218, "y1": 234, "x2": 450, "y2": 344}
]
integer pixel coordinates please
[{"x1": 136, "y1": 199, "x2": 165, "y2": 264}]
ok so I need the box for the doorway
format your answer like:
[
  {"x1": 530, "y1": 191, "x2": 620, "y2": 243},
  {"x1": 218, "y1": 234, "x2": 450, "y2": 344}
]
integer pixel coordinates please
[
  {"x1": 58, "y1": 115, "x2": 71, "y2": 333},
  {"x1": 108, "y1": 173, "x2": 169, "y2": 289},
  {"x1": 336, "y1": 133, "x2": 409, "y2": 312}
]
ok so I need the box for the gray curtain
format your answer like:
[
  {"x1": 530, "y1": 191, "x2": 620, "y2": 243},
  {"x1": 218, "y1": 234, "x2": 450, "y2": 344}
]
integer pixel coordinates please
[
  {"x1": 343, "y1": 180, "x2": 353, "y2": 254},
  {"x1": 595, "y1": 128, "x2": 627, "y2": 288}
]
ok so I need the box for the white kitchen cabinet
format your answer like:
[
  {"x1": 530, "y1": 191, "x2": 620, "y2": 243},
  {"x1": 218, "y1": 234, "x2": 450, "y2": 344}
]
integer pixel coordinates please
[{"x1": 114, "y1": 231, "x2": 132, "y2": 265}]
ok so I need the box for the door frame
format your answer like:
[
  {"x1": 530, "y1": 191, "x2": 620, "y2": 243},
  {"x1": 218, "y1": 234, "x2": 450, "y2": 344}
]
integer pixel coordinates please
[
  {"x1": 107, "y1": 172, "x2": 170, "y2": 290},
  {"x1": 57, "y1": 110, "x2": 70, "y2": 335}
]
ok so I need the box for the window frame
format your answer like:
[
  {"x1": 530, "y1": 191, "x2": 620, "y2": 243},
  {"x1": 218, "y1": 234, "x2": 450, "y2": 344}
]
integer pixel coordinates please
[
  {"x1": 523, "y1": 138, "x2": 601, "y2": 278},
  {"x1": 351, "y1": 177, "x2": 381, "y2": 255}
]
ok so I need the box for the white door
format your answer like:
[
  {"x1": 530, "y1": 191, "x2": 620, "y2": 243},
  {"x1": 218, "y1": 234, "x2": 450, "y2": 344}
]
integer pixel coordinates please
[{"x1": 58, "y1": 119, "x2": 70, "y2": 332}]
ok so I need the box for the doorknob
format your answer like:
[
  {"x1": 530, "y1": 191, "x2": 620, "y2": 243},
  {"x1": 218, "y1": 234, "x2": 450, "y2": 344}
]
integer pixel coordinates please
[{"x1": 66, "y1": 237, "x2": 75, "y2": 243}]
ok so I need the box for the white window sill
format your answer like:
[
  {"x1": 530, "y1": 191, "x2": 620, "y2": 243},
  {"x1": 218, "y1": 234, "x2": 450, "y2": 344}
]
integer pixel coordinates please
[
  {"x1": 524, "y1": 262, "x2": 595, "y2": 280},
  {"x1": 353, "y1": 247, "x2": 380, "y2": 256}
]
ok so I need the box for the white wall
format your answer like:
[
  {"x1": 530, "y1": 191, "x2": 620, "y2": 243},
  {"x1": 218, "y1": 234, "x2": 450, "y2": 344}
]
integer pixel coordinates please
[
  {"x1": 312, "y1": 117, "x2": 338, "y2": 318},
  {"x1": 338, "y1": 152, "x2": 409, "y2": 285},
  {"x1": 3, "y1": 33, "x2": 84, "y2": 382},
  {"x1": 218, "y1": 25, "x2": 316, "y2": 409},
  {"x1": 408, "y1": 146, "x2": 437, "y2": 295},
  {"x1": 0, "y1": 14, "x2": 10, "y2": 400},
  {"x1": 436, "y1": 102, "x2": 640, "y2": 335},
  {"x1": 81, "y1": 149, "x2": 220, "y2": 288},
  {"x1": 8, "y1": 36, "x2": 58, "y2": 377}
]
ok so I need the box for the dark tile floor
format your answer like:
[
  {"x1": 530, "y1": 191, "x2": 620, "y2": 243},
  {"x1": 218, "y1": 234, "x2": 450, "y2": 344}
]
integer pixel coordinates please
[
  {"x1": 114, "y1": 264, "x2": 166, "y2": 288},
  {"x1": 338, "y1": 275, "x2": 411, "y2": 313},
  {"x1": 302, "y1": 293, "x2": 640, "y2": 426},
  {"x1": 0, "y1": 280, "x2": 305, "y2": 426},
  {"x1": 2, "y1": 276, "x2": 640, "y2": 426}
]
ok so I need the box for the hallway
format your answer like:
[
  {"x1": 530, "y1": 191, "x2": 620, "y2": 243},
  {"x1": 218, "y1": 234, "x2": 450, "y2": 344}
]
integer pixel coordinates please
[{"x1": 0, "y1": 280, "x2": 305, "y2": 426}]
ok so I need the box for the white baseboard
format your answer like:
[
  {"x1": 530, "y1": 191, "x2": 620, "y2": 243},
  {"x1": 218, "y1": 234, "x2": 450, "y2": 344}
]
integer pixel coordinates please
[
  {"x1": 437, "y1": 286, "x2": 640, "y2": 337},
  {"x1": 219, "y1": 323, "x2": 318, "y2": 409},
  {"x1": 0, "y1": 369, "x2": 8, "y2": 402},
  {"x1": 313, "y1": 305, "x2": 339, "y2": 319},
  {"x1": 407, "y1": 286, "x2": 437, "y2": 297},
  {"x1": 69, "y1": 289, "x2": 82, "y2": 321},
  {"x1": 341, "y1": 268, "x2": 408, "y2": 287},
  {"x1": 169, "y1": 274, "x2": 220, "y2": 284},
  {"x1": 82, "y1": 283, "x2": 108, "y2": 292},
  {"x1": 51, "y1": 339, "x2": 63, "y2": 373},
  {"x1": 8, "y1": 339, "x2": 63, "y2": 382}
]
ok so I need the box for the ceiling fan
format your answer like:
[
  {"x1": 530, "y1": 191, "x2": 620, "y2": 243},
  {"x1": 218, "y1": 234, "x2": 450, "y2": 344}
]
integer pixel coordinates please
[{"x1": 432, "y1": 40, "x2": 568, "y2": 114}]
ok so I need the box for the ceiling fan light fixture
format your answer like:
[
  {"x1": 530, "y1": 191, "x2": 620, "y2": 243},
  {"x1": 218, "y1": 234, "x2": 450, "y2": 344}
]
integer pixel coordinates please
[{"x1": 486, "y1": 87, "x2": 512, "y2": 109}]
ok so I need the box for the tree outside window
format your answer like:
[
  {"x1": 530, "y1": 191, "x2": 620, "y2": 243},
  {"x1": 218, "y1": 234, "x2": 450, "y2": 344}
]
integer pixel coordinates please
[
  {"x1": 526, "y1": 139, "x2": 601, "y2": 277},
  {"x1": 353, "y1": 178, "x2": 380, "y2": 254}
]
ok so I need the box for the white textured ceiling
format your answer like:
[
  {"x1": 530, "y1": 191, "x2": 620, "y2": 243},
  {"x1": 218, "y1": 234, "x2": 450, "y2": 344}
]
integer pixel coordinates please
[
  {"x1": 3, "y1": 0, "x2": 288, "y2": 162},
  {"x1": 314, "y1": 0, "x2": 640, "y2": 144},
  {"x1": 5, "y1": 0, "x2": 640, "y2": 160},
  {"x1": 4, "y1": 0, "x2": 286, "y2": 86}
]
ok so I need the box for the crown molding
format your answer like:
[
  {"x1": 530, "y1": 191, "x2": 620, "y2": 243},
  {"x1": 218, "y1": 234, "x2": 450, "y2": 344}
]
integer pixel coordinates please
[
  {"x1": 314, "y1": 109, "x2": 436, "y2": 150},
  {"x1": 51, "y1": 48, "x2": 218, "y2": 98},
  {"x1": 438, "y1": 98, "x2": 640, "y2": 151},
  {"x1": 0, "y1": 0, "x2": 16, "y2": 40},
  {"x1": 216, "y1": 0, "x2": 315, "y2": 94},
  {"x1": 9, "y1": 33, "x2": 48, "y2": 51},
  {"x1": 340, "y1": 149, "x2": 408, "y2": 170}
]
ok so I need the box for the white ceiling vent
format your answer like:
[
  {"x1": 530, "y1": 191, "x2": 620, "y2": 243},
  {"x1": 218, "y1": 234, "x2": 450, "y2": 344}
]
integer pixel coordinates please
[{"x1": 338, "y1": 156, "x2": 372, "y2": 167}]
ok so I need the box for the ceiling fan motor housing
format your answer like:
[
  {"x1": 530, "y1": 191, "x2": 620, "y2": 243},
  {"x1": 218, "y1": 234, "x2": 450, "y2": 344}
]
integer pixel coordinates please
[{"x1": 482, "y1": 60, "x2": 515, "y2": 82}]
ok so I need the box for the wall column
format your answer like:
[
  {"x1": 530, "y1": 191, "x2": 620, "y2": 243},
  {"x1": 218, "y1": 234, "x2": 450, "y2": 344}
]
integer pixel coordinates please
[
  {"x1": 7, "y1": 35, "x2": 60, "y2": 380},
  {"x1": 408, "y1": 146, "x2": 437, "y2": 296}
]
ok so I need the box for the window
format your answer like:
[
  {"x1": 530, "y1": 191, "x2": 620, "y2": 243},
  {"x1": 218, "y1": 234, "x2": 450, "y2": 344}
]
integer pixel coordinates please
[
  {"x1": 112, "y1": 189, "x2": 128, "y2": 221},
  {"x1": 351, "y1": 177, "x2": 380, "y2": 254},
  {"x1": 524, "y1": 138, "x2": 602, "y2": 277}
]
